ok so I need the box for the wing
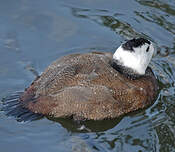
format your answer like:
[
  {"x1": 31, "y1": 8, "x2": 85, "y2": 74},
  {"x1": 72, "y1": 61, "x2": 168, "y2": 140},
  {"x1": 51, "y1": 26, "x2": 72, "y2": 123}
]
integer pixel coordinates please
[{"x1": 26, "y1": 85, "x2": 122, "y2": 120}]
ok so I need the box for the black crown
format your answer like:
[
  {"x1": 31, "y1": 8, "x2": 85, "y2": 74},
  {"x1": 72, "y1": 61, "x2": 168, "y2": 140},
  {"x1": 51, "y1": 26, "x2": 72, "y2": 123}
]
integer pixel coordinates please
[{"x1": 122, "y1": 38, "x2": 150, "y2": 52}]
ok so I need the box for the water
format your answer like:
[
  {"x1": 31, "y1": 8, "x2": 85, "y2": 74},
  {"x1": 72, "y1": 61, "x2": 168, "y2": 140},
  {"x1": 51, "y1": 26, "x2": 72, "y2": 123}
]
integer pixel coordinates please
[{"x1": 0, "y1": 0, "x2": 175, "y2": 151}]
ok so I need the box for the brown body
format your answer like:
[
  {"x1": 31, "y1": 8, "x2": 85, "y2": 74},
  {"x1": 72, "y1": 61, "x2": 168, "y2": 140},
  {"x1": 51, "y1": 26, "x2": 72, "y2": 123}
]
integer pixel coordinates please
[{"x1": 19, "y1": 52, "x2": 158, "y2": 120}]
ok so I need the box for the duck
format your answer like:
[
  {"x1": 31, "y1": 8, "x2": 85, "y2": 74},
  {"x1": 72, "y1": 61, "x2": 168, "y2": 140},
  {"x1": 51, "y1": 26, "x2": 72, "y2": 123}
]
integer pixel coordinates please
[{"x1": 2, "y1": 38, "x2": 158, "y2": 121}]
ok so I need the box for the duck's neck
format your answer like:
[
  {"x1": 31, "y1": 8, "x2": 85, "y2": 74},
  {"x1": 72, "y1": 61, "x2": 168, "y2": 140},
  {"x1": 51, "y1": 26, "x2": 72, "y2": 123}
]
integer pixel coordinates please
[{"x1": 110, "y1": 59, "x2": 142, "y2": 80}]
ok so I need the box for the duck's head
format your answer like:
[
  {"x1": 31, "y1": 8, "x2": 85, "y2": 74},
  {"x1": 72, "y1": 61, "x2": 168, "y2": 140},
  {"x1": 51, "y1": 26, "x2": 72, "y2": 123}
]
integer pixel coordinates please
[{"x1": 113, "y1": 38, "x2": 155, "y2": 76}]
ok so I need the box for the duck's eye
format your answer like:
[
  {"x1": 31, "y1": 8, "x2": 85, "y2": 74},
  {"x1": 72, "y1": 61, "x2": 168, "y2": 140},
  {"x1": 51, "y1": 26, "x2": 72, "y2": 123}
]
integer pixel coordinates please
[{"x1": 146, "y1": 46, "x2": 149, "y2": 52}]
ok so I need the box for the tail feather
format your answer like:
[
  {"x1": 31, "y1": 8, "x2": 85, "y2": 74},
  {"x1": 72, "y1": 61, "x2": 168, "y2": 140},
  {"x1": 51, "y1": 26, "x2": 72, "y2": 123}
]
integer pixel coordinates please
[{"x1": 1, "y1": 91, "x2": 43, "y2": 122}]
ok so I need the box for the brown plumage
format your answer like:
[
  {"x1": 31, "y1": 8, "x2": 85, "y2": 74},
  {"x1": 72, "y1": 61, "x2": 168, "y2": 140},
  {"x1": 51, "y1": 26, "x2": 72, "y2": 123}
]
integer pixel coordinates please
[{"x1": 17, "y1": 51, "x2": 157, "y2": 120}]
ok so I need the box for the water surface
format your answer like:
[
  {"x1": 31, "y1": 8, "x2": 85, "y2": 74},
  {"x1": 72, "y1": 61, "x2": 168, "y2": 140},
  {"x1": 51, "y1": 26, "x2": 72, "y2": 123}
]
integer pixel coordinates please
[{"x1": 0, "y1": 0, "x2": 175, "y2": 151}]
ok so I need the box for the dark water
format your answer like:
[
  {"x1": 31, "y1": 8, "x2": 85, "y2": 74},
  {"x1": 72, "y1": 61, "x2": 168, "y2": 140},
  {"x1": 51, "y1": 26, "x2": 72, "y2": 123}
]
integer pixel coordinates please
[{"x1": 0, "y1": 0, "x2": 175, "y2": 151}]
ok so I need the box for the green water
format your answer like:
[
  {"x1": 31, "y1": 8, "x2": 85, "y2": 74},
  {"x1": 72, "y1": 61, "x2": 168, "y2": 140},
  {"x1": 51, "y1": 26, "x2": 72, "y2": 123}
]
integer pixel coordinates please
[{"x1": 0, "y1": 0, "x2": 175, "y2": 151}]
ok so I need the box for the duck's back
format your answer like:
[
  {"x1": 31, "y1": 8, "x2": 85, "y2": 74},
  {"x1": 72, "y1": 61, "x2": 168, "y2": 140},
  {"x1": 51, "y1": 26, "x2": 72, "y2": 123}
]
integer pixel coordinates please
[
  {"x1": 33, "y1": 52, "x2": 114, "y2": 96},
  {"x1": 3, "y1": 52, "x2": 158, "y2": 121}
]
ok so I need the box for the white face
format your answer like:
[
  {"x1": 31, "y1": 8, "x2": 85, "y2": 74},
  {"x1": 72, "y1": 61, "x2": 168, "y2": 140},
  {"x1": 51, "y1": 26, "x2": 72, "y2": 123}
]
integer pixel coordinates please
[{"x1": 113, "y1": 41, "x2": 155, "y2": 75}]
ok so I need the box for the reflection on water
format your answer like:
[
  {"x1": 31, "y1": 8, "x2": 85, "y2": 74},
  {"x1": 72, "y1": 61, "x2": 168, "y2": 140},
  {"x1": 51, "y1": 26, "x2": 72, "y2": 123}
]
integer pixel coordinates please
[
  {"x1": 48, "y1": 116, "x2": 123, "y2": 133},
  {"x1": 70, "y1": 6, "x2": 143, "y2": 39},
  {"x1": 136, "y1": 0, "x2": 175, "y2": 36},
  {"x1": 0, "y1": 0, "x2": 175, "y2": 152}
]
